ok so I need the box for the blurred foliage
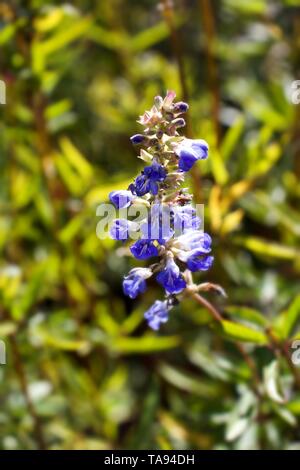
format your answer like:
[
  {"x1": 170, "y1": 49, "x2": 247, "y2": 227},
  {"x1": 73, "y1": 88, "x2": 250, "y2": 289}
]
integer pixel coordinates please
[{"x1": 1, "y1": 0, "x2": 300, "y2": 450}]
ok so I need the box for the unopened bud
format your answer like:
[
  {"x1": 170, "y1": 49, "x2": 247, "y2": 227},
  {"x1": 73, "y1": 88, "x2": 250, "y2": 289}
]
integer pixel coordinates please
[
  {"x1": 130, "y1": 134, "x2": 147, "y2": 145},
  {"x1": 154, "y1": 95, "x2": 163, "y2": 109},
  {"x1": 174, "y1": 101, "x2": 189, "y2": 113},
  {"x1": 149, "y1": 136, "x2": 159, "y2": 145},
  {"x1": 172, "y1": 118, "x2": 186, "y2": 128}
]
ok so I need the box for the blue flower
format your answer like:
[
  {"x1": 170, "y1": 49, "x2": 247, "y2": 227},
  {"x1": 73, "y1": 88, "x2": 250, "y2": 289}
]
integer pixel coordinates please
[
  {"x1": 175, "y1": 139, "x2": 209, "y2": 172},
  {"x1": 172, "y1": 205, "x2": 201, "y2": 233},
  {"x1": 141, "y1": 203, "x2": 174, "y2": 243},
  {"x1": 109, "y1": 190, "x2": 134, "y2": 209},
  {"x1": 130, "y1": 239, "x2": 158, "y2": 260},
  {"x1": 187, "y1": 254, "x2": 214, "y2": 272},
  {"x1": 131, "y1": 174, "x2": 153, "y2": 196},
  {"x1": 144, "y1": 300, "x2": 170, "y2": 330},
  {"x1": 130, "y1": 134, "x2": 146, "y2": 145},
  {"x1": 110, "y1": 219, "x2": 136, "y2": 241},
  {"x1": 123, "y1": 268, "x2": 152, "y2": 299},
  {"x1": 176, "y1": 230, "x2": 212, "y2": 255},
  {"x1": 156, "y1": 258, "x2": 186, "y2": 294},
  {"x1": 131, "y1": 163, "x2": 167, "y2": 196}
]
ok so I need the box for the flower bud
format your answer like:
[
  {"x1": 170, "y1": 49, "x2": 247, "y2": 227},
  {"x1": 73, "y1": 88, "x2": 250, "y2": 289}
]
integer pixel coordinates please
[
  {"x1": 130, "y1": 134, "x2": 147, "y2": 145},
  {"x1": 149, "y1": 136, "x2": 159, "y2": 146},
  {"x1": 154, "y1": 95, "x2": 163, "y2": 109},
  {"x1": 174, "y1": 101, "x2": 189, "y2": 113},
  {"x1": 172, "y1": 118, "x2": 186, "y2": 128},
  {"x1": 165, "y1": 112, "x2": 174, "y2": 121}
]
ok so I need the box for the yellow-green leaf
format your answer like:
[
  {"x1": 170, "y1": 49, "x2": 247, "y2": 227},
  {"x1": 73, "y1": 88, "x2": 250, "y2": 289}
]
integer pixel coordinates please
[{"x1": 216, "y1": 320, "x2": 268, "y2": 344}]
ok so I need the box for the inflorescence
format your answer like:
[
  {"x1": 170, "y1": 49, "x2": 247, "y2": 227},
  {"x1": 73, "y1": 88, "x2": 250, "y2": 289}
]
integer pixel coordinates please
[{"x1": 108, "y1": 91, "x2": 214, "y2": 330}]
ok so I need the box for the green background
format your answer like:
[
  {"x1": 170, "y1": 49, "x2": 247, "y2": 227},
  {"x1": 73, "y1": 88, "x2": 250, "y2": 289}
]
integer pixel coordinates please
[{"x1": 0, "y1": 0, "x2": 300, "y2": 450}]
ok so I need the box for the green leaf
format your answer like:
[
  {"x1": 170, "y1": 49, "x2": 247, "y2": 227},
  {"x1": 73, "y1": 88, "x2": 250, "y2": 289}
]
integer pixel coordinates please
[
  {"x1": 287, "y1": 398, "x2": 300, "y2": 415},
  {"x1": 11, "y1": 266, "x2": 47, "y2": 321},
  {"x1": 46, "y1": 100, "x2": 72, "y2": 119},
  {"x1": 85, "y1": 178, "x2": 133, "y2": 206},
  {"x1": 234, "y1": 236, "x2": 300, "y2": 261},
  {"x1": 225, "y1": 305, "x2": 267, "y2": 327},
  {"x1": 130, "y1": 22, "x2": 170, "y2": 52},
  {"x1": 216, "y1": 320, "x2": 268, "y2": 344},
  {"x1": 0, "y1": 18, "x2": 25, "y2": 45},
  {"x1": 40, "y1": 17, "x2": 92, "y2": 55},
  {"x1": 280, "y1": 295, "x2": 300, "y2": 340},
  {"x1": 247, "y1": 142, "x2": 282, "y2": 178},
  {"x1": 88, "y1": 25, "x2": 130, "y2": 51},
  {"x1": 158, "y1": 363, "x2": 219, "y2": 397},
  {"x1": 263, "y1": 361, "x2": 285, "y2": 404},
  {"x1": 0, "y1": 322, "x2": 17, "y2": 337},
  {"x1": 31, "y1": 328, "x2": 90, "y2": 352},
  {"x1": 225, "y1": 0, "x2": 267, "y2": 15},
  {"x1": 59, "y1": 137, "x2": 93, "y2": 182},
  {"x1": 186, "y1": 346, "x2": 229, "y2": 381},
  {"x1": 55, "y1": 152, "x2": 84, "y2": 196},
  {"x1": 110, "y1": 335, "x2": 181, "y2": 354},
  {"x1": 32, "y1": 16, "x2": 92, "y2": 73},
  {"x1": 272, "y1": 404, "x2": 297, "y2": 427},
  {"x1": 58, "y1": 214, "x2": 86, "y2": 243},
  {"x1": 226, "y1": 417, "x2": 249, "y2": 442},
  {"x1": 220, "y1": 115, "x2": 245, "y2": 162},
  {"x1": 210, "y1": 148, "x2": 229, "y2": 185}
]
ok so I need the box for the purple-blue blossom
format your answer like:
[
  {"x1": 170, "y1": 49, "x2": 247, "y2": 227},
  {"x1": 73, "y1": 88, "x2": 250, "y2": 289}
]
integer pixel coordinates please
[
  {"x1": 110, "y1": 219, "x2": 136, "y2": 241},
  {"x1": 107, "y1": 91, "x2": 216, "y2": 330},
  {"x1": 130, "y1": 134, "x2": 147, "y2": 145},
  {"x1": 156, "y1": 258, "x2": 186, "y2": 294},
  {"x1": 109, "y1": 190, "x2": 134, "y2": 209},
  {"x1": 141, "y1": 204, "x2": 174, "y2": 243},
  {"x1": 130, "y1": 239, "x2": 159, "y2": 260},
  {"x1": 173, "y1": 101, "x2": 189, "y2": 113},
  {"x1": 187, "y1": 253, "x2": 214, "y2": 272},
  {"x1": 144, "y1": 300, "x2": 170, "y2": 330},
  {"x1": 175, "y1": 138, "x2": 209, "y2": 172},
  {"x1": 130, "y1": 162, "x2": 167, "y2": 196},
  {"x1": 175, "y1": 231, "x2": 212, "y2": 258},
  {"x1": 123, "y1": 268, "x2": 152, "y2": 299},
  {"x1": 172, "y1": 205, "x2": 201, "y2": 233}
]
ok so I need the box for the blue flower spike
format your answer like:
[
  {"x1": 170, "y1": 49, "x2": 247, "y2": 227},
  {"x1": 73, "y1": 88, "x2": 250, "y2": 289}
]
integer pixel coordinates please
[{"x1": 107, "y1": 91, "x2": 217, "y2": 330}]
